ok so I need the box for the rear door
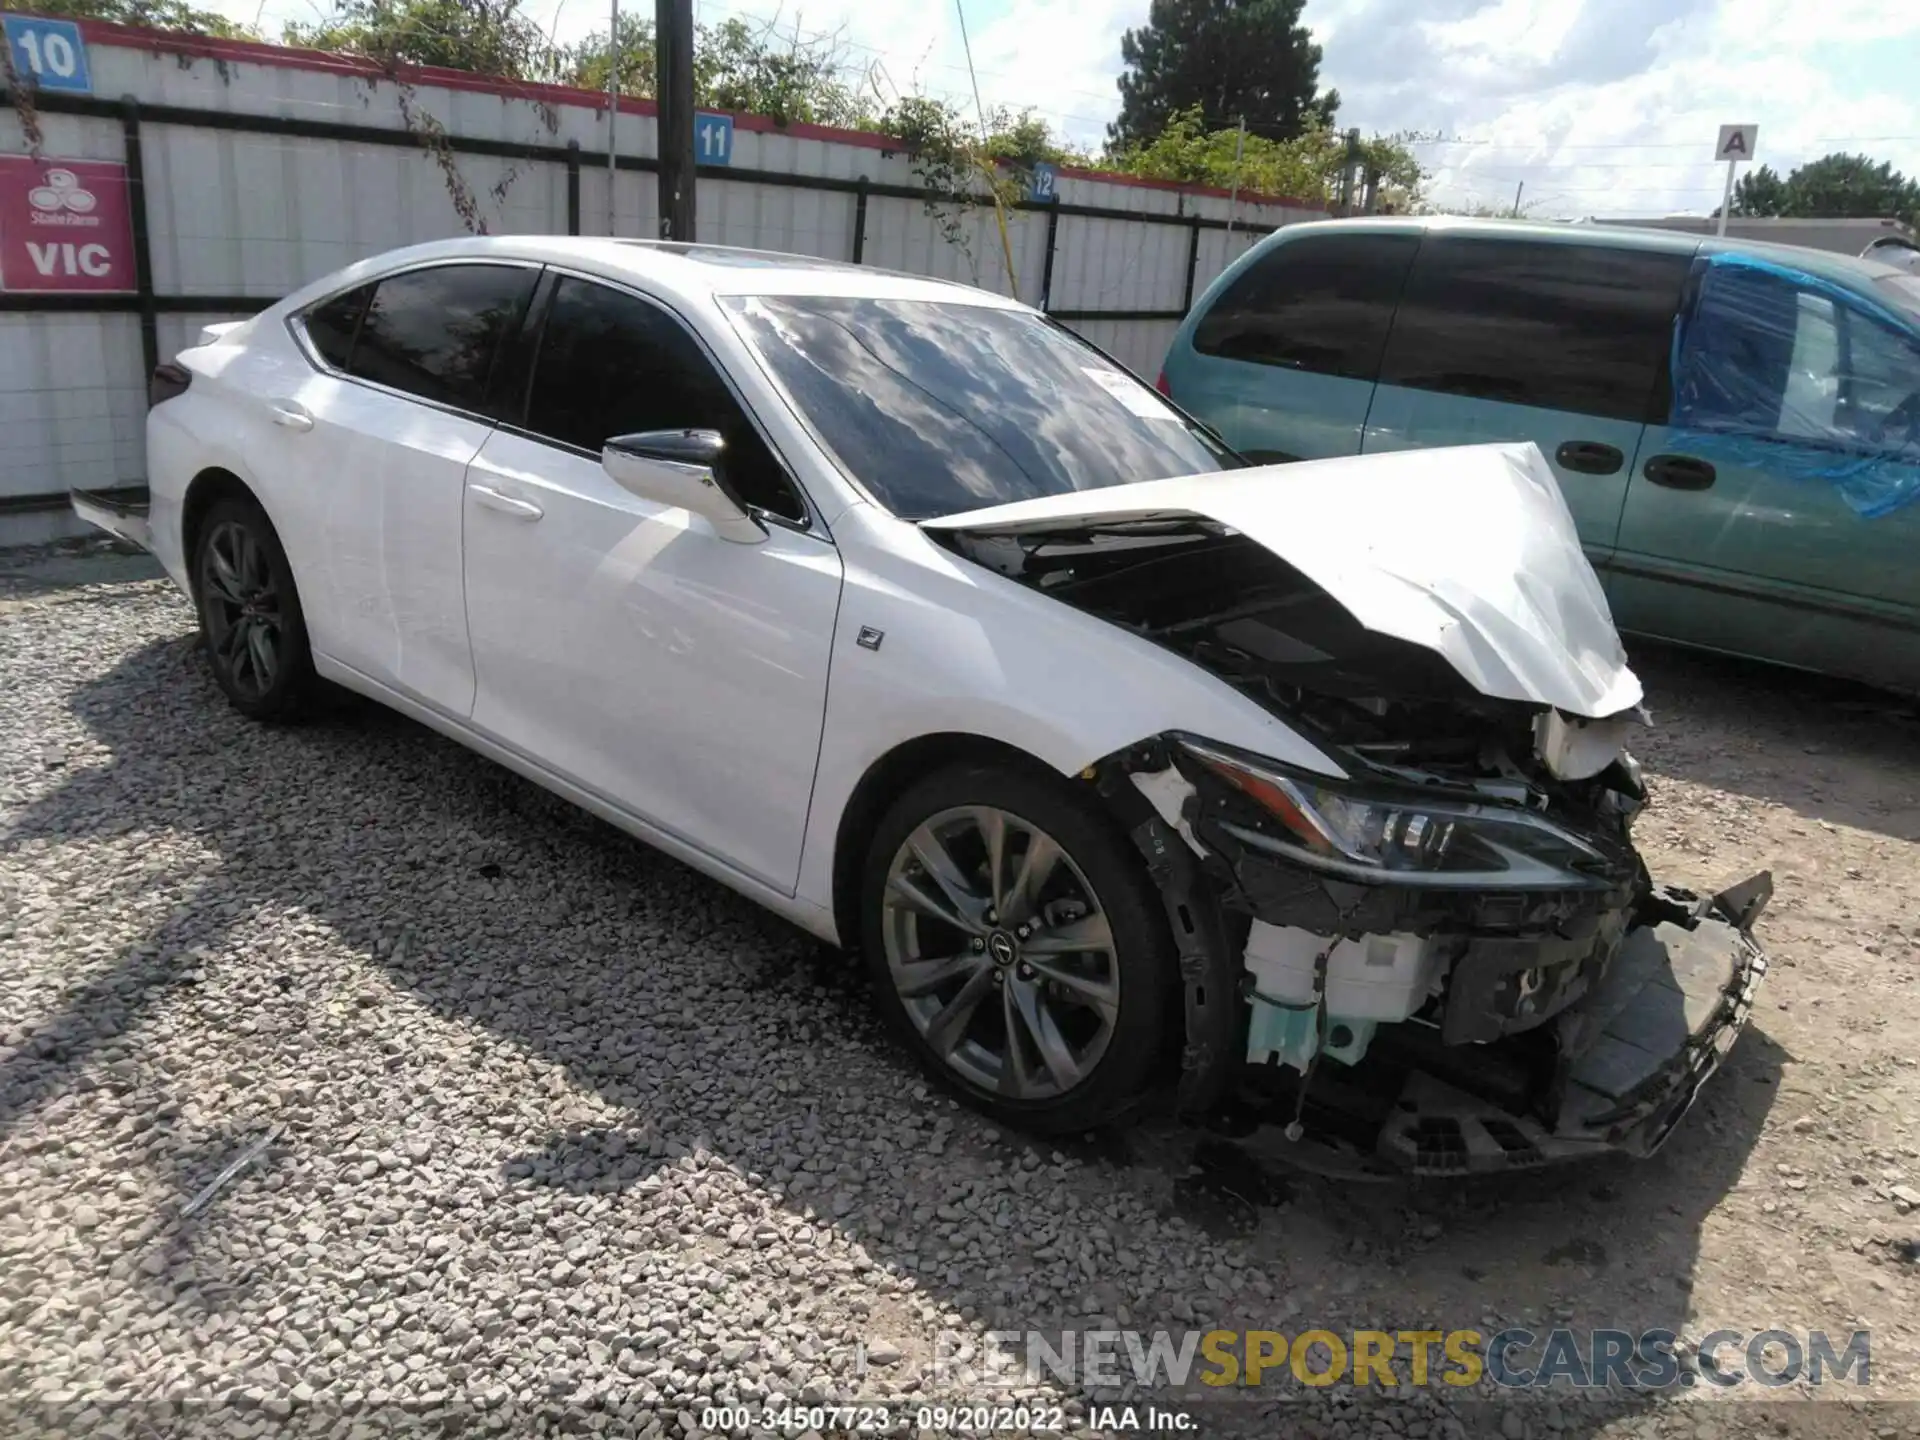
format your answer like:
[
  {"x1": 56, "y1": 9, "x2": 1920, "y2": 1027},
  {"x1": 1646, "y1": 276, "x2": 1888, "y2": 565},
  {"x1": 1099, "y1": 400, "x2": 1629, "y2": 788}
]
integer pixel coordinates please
[
  {"x1": 1164, "y1": 230, "x2": 1419, "y2": 462},
  {"x1": 282, "y1": 261, "x2": 539, "y2": 715},
  {"x1": 1611, "y1": 260, "x2": 1920, "y2": 689},
  {"x1": 1361, "y1": 235, "x2": 1691, "y2": 567}
]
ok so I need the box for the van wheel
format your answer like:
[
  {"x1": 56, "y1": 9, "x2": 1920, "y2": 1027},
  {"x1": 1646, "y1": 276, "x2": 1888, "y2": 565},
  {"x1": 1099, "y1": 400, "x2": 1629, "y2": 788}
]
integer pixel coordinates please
[
  {"x1": 860, "y1": 761, "x2": 1175, "y2": 1134},
  {"x1": 192, "y1": 495, "x2": 317, "y2": 722}
]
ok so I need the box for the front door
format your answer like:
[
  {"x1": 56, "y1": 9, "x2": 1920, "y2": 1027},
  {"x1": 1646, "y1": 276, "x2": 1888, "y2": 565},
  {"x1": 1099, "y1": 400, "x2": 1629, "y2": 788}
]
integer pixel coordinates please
[
  {"x1": 1610, "y1": 259, "x2": 1920, "y2": 690},
  {"x1": 460, "y1": 273, "x2": 842, "y2": 893}
]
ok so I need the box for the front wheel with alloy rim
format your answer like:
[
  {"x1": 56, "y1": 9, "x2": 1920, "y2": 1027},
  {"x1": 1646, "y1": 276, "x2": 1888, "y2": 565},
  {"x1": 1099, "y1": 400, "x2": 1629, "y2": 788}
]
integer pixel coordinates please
[
  {"x1": 192, "y1": 494, "x2": 318, "y2": 721},
  {"x1": 860, "y1": 762, "x2": 1175, "y2": 1134}
]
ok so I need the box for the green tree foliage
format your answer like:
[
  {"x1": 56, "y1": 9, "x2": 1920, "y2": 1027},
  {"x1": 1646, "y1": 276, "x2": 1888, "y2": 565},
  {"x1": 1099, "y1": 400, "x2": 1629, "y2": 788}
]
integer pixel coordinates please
[
  {"x1": 695, "y1": 17, "x2": 870, "y2": 127},
  {"x1": 1732, "y1": 152, "x2": 1920, "y2": 228},
  {"x1": 1110, "y1": 0, "x2": 1336, "y2": 151},
  {"x1": 21, "y1": 0, "x2": 255, "y2": 40},
  {"x1": 285, "y1": 0, "x2": 552, "y2": 77},
  {"x1": 1110, "y1": 105, "x2": 1422, "y2": 209},
  {"x1": 573, "y1": 14, "x2": 875, "y2": 129},
  {"x1": 555, "y1": 10, "x2": 653, "y2": 94},
  {"x1": 1728, "y1": 163, "x2": 1790, "y2": 218},
  {"x1": 289, "y1": 1, "x2": 874, "y2": 127}
]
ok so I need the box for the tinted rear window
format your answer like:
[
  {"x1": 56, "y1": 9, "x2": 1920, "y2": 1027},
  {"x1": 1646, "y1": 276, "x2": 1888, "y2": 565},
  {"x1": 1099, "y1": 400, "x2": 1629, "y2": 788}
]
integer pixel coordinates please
[
  {"x1": 1377, "y1": 237, "x2": 1690, "y2": 422},
  {"x1": 301, "y1": 284, "x2": 371, "y2": 369},
  {"x1": 350, "y1": 264, "x2": 538, "y2": 412},
  {"x1": 1193, "y1": 232, "x2": 1419, "y2": 382}
]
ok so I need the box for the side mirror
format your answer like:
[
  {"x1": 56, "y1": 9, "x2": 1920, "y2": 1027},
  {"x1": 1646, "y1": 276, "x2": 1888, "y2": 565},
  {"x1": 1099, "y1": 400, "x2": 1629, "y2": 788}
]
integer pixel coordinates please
[{"x1": 601, "y1": 429, "x2": 765, "y2": 544}]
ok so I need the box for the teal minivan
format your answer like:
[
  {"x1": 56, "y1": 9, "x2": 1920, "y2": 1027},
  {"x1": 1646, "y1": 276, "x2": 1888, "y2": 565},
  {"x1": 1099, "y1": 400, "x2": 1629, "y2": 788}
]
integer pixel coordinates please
[{"x1": 1160, "y1": 218, "x2": 1920, "y2": 694}]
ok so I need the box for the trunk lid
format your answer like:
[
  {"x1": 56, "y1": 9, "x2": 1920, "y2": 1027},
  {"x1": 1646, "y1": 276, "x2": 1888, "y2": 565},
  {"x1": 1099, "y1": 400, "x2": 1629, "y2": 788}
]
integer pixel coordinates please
[{"x1": 921, "y1": 441, "x2": 1641, "y2": 719}]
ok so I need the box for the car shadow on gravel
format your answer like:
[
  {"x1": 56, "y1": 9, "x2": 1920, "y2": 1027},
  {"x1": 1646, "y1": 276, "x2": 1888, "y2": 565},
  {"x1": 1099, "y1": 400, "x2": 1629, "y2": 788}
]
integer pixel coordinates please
[
  {"x1": 1629, "y1": 641, "x2": 1920, "y2": 842},
  {"x1": 3, "y1": 620, "x2": 1787, "y2": 1439}
]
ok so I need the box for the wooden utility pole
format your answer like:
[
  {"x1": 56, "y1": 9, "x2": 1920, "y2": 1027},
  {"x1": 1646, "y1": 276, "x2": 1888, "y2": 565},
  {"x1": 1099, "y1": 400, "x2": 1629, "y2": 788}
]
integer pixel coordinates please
[{"x1": 655, "y1": 0, "x2": 695, "y2": 240}]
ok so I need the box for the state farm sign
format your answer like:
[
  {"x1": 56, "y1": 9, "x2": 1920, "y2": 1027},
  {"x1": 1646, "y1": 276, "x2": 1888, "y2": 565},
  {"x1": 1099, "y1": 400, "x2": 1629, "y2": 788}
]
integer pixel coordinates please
[{"x1": 0, "y1": 156, "x2": 137, "y2": 292}]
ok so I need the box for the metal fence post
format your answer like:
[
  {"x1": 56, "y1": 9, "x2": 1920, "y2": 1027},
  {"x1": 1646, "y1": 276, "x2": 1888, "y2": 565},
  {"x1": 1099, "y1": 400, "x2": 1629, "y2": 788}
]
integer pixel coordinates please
[
  {"x1": 119, "y1": 96, "x2": 159, "y2": 380},
  {"x1": 566, "y1": 140, "x2": 581, "y2": 236},
  {"x1": 1182, "y1": 217, "x2": 1201, "y2": 312},
  {"x1": 851, "y1": 176, "x2": 868, "y2": 264},
  {"x1": 1038, "y1": 205, "x2": 1060, "y2": 313}
]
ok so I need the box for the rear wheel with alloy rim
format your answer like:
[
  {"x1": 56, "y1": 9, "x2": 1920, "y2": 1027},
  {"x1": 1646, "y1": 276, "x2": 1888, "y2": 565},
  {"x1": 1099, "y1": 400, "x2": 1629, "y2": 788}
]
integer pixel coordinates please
[
  {"x1": 193, "y1": 495, "x2": 317, "y2": 721},
  {"x1": 861, "y1": 762, "x2": 1174, "y2": 1133}
]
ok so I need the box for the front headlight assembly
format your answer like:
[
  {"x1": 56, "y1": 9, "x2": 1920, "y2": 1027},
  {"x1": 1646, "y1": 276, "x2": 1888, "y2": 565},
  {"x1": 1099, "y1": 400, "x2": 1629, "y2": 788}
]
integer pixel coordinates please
[{"x1": 1178, "y1": 738, "x2": 1623, "y2": 890}]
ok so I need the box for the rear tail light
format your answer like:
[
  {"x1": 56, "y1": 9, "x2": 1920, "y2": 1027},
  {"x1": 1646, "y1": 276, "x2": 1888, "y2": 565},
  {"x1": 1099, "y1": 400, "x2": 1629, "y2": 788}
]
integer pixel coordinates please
[
  {"x1": 149, "y1": 362, "x2": 191, "y2": 408},
  {"x1": 1155, "y1": 369, "x2": 1172, "y2": 397}
]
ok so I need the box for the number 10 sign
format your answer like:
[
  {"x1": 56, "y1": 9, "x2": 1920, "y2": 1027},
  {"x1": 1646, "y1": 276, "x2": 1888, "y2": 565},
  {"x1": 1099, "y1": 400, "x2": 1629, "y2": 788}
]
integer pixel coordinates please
[{"x1": 4, "y1": 16, "x2": 94, "y2": 94}]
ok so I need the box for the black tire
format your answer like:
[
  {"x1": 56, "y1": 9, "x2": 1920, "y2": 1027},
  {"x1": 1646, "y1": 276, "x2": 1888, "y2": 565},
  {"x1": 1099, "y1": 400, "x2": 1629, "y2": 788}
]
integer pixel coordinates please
[
  {"x1": 191, "y1": 494, "x2": 318, "y2": 722},
  {"x1": 859, "y1": 760, "x2": 1176, "y2": 1134}
]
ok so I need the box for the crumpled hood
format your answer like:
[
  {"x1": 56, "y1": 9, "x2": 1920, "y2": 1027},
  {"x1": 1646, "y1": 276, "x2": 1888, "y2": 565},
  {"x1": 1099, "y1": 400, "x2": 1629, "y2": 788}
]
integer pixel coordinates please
[{"x1": 921, "y1": 441, "x2": 1643, "y2": 719}]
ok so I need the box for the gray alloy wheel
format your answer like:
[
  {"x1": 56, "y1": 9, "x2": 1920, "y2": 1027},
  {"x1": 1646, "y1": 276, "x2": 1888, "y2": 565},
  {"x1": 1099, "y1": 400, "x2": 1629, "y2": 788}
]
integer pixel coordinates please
[
  {"x1": 879, "y1": 804, "x2": 1121, "y2": 1101},
  {"x1": 198, "y1": 518, "x2": 283, "y2": 702}
]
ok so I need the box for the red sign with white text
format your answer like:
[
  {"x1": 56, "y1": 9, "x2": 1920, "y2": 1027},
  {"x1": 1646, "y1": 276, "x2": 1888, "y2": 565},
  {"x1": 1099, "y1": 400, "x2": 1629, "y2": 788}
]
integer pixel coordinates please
[{"x1": 0, "y1": 156, "x2": 137, "y2": 292}]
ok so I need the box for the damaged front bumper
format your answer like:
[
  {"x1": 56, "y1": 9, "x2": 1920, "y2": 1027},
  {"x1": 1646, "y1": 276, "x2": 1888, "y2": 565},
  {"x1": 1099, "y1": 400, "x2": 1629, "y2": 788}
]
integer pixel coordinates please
[
  {"x1": 1375, "y1": 878, "x2": 1769, "y2": 1173},
  {"x1": 1097, "y1": 738, "x2": 1771, "y2": 1176}
]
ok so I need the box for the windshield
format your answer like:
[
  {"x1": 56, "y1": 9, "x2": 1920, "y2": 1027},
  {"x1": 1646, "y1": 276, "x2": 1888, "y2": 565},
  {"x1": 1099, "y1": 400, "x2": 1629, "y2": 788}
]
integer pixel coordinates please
[{"x1": 723, "y1": 295, "x2": 1236, "y2": 519}]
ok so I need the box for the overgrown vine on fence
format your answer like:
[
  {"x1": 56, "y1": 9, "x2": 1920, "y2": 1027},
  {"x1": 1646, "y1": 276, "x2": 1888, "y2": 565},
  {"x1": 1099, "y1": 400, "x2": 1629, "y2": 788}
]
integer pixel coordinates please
[
  {"x1": 393, "y1": 82, "x2": 491, "y2": 233},
  {"x1": 880, "y1": 95, "x2": 1046, "y2": 292},
  {"x1": 2, "y1": 41, "x2": 48, "y2": 161},
  {"x1": 368, "y1": 61, "x2": 557, "y2": 236}
]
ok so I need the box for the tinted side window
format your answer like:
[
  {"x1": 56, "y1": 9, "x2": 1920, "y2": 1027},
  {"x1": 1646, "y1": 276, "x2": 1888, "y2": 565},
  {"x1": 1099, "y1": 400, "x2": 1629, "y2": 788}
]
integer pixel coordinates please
[
  {"x1": 526, "y1": 277, "x2": 805, "y2": 522},
  {"x1": 302, "y1": 284, "x2": 372, "y2": 369},
  {"x1": 350, "y1": 265, "x2": 538, "y2": 411},
  {"x1": 1378, "y1": 238, "x2": 1690, "y2": 422},
  {"x1": 1193, "y1": 233, "x2": 1419, "y2": 382}
]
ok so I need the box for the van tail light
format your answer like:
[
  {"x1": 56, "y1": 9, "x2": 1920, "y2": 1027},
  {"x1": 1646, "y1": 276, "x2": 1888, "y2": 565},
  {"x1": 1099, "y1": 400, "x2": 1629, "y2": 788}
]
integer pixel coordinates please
[
  {"x1": 1155, "y1": 369, "x2": 1172, "y2": 397},
  {"x1": 149, "y1": 362, "x2": 191, "y2": 408}
]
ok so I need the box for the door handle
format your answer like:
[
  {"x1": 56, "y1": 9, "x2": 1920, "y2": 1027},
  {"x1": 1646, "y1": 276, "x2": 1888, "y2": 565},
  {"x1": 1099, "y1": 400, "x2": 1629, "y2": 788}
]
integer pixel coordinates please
[
  {"x1": 469, "y1": 483, "x2": 544, "y2": 521},
  {"x1": 1554, "y1": 440, "x2": 1625, "y2": 475},
  {"x1": 268, "y1": 400, "x2": 313, "y2": 432},
  {"x1": 1643, "y1": 454, "x2": 1717, "y2": 491}
]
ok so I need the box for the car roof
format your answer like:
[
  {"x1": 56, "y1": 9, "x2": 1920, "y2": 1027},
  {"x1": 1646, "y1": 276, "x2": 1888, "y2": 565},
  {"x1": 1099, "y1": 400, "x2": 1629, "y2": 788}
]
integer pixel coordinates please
[
  {"x1": 1260, "y1": 215, "x2": 1911, "y2": 291},
  {"x1": 332, "y1": 235, "x2": 1032, "y2": 311}
]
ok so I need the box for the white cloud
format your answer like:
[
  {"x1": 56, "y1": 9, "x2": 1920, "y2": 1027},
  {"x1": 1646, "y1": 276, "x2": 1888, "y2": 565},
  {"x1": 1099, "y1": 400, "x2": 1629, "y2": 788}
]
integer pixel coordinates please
[{"x1": 1317, "y1": 0, "x2": 1920, "y2": 216}]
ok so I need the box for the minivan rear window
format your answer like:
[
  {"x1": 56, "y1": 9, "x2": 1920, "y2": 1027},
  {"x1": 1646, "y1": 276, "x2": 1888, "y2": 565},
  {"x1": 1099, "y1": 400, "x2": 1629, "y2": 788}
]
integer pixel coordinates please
[
  {"x1": 1376, "y1": 238, "x2": 1690, "y2": 423},
  {"x1": 1192, "y1": 232, "x2": 1419, "y2": 383}
]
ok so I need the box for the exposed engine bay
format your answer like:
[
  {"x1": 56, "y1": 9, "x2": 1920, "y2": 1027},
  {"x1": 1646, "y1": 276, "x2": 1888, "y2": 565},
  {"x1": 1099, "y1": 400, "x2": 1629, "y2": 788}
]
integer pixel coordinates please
[{"x1": 935, "y1": 513, "x2": 1770, "y2": 1173}]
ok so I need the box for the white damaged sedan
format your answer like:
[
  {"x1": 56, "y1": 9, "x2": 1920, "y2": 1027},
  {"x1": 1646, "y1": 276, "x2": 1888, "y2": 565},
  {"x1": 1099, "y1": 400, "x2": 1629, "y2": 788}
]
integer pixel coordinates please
[{"x1": 74, "y1": 237, "x2": 1769, "y2": 1172}]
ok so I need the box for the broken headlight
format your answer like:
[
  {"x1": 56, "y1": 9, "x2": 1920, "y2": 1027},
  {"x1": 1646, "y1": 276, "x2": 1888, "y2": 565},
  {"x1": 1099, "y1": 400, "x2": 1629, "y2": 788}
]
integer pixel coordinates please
[{"x1": 1179, "y1": 738, "x2": 1619, "y2": 890}]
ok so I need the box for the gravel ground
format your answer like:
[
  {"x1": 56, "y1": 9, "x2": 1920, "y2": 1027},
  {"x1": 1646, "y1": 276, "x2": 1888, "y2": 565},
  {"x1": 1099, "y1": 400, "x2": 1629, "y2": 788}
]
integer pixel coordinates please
[{"x1": 2, "y1": 542, "x2": 1918, "y2": 1440}]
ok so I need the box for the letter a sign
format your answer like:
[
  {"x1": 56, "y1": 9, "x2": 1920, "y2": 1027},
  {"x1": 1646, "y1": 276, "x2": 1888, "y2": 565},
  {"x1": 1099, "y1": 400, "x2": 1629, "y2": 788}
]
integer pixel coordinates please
[{"x1": 1714, "y1": 124, "x2": 1759, "y2": 163}]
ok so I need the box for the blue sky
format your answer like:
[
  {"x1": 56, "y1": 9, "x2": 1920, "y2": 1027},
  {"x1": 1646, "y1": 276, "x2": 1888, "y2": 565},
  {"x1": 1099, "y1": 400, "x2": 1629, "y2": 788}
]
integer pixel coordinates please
[{"x1": 217, "y1": 0, "x2": 1920, "y2": 218}]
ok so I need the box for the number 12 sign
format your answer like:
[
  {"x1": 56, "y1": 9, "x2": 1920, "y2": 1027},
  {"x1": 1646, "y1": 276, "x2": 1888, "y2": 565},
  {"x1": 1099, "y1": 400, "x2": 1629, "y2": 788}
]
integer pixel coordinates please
[
  {"x1": 4, "y1": 16, "x2": 94, "y2": 95},
  {"x1": 695, "y1": 112, "x2": 734, "y2": 167}
]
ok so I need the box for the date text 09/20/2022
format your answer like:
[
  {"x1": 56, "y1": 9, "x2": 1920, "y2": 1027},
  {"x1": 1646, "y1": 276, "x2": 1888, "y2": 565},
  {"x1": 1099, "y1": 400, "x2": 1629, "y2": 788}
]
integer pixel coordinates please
[
  {"x1": 696, "y1": 1405, "x2": 1135, "y2": 1433},
  {"x1": 697, "y1": 1405, "x2": 1199, "y2": 1432}
]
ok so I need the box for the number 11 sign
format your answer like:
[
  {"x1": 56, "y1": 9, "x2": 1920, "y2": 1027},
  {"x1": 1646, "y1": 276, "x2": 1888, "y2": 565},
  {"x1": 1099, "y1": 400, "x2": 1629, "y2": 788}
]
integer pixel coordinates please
[{"x1": 695, "y1": 112, "x2": 734, "y2": 167}]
